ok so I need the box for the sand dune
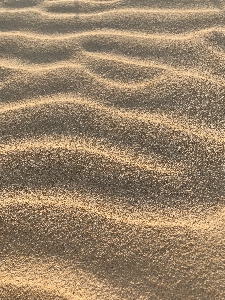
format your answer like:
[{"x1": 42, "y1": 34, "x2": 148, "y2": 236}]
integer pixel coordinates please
[
  {"x1": 1, "y1": 191, "x2": 225, "y2": 299},
  {"x1": 0, "y1": 0, "x2": 224, "y2": 299}
]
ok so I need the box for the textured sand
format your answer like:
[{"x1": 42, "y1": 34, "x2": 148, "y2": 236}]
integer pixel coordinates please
[{"x1": 0, "y1": 0, "x2": 225, "y2": 299}]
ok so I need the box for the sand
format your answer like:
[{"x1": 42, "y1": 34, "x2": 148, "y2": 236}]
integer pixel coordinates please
[{"x1": 0, "y1": 0, "x2": 224, "y2": 299}]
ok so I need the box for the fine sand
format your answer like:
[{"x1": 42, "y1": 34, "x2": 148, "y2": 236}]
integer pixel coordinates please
[{"x1": 0, "y1": 0, "x2": 225, "y2": 299}]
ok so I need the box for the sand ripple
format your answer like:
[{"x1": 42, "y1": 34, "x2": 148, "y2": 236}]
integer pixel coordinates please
[{"x1": 0, "y1": 0, "x2": 224, "y2": 299}]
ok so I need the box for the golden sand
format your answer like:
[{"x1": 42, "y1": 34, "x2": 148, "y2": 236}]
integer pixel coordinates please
[{"x1": 0, "y1": 0, "x2": 224, "y2": 299}]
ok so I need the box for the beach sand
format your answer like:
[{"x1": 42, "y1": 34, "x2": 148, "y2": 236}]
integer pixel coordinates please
[{"x1": 0, "y1": 0, "x2": 224, "y2": 299}]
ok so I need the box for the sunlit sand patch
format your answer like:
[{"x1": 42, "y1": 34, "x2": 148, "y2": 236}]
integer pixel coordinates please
[{"x1": 0, "y1": 256, "x2": 125, "y2": 300}]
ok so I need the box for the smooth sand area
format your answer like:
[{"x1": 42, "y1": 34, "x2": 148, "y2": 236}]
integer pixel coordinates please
[{"x1": 0, "y1": 0, "x2": 224, "y2": 299}]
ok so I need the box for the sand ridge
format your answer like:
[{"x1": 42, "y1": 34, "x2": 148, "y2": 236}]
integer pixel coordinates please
[{"x1": 0, "y1": 0, "x2": 224, "y2": 299}]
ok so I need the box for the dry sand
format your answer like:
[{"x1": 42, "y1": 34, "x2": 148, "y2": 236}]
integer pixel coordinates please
[{"x1": 0, "y1": 0, "x2": 225, "y2": 299}]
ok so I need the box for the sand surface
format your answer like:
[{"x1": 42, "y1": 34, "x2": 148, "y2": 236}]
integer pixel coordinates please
[{"x1": 0, "y1": 0, "x2": 225, "y2": 299}]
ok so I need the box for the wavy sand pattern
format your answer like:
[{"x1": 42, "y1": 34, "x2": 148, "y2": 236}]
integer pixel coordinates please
[{"x1": 0, "y1": 0, "x2": 225, "y2": 299}]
